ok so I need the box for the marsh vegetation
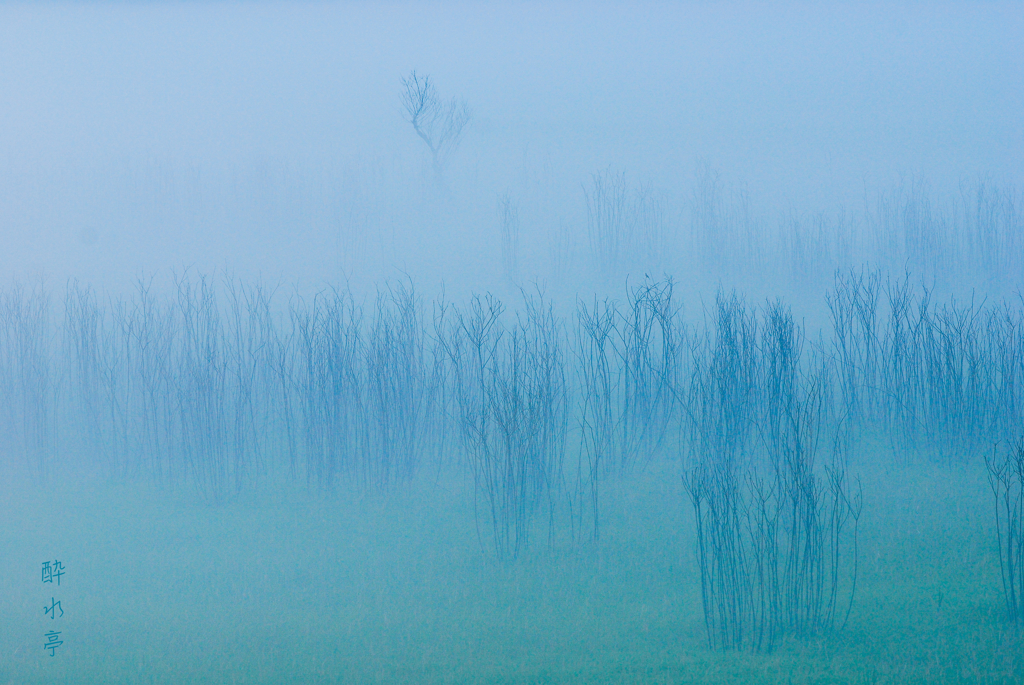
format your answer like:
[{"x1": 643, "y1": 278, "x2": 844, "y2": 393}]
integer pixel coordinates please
[
  {"x1": 2, "y1": 5, "x2": 1022, "y2": 681},
  {"x1": 3, "y1": 206, "x2": 1024, "y2": 680}
]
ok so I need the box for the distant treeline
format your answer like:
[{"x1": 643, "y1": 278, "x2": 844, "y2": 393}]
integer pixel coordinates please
[{"x1": 545, "y1": 173, "x2": 1023, "y2": 296}]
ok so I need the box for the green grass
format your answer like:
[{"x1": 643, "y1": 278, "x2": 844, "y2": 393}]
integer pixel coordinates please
[{"x1": 2, "y1": 449, "x2": 1022, "y2": 684}]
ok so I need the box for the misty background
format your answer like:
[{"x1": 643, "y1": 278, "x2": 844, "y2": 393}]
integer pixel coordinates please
[
  {"x1": 3, "y1": 4, "x2": 1024, "y2": 682},
  {"x1": 1, "y1": 2, "x2": 1021, "y2": 299}
]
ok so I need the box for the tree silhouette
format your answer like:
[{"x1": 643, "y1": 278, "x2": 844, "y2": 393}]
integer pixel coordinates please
[{"x1": 401, "y1": 71, "x2": 471, "y2": 182}]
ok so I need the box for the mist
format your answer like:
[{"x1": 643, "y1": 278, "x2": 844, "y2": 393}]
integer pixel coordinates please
[
  {"x1": 2, "y1": 3, "x2": 1021, "y2": 291},
  {"x1": 2, "y1": 3, "x2": 1024, "y2": 683}
]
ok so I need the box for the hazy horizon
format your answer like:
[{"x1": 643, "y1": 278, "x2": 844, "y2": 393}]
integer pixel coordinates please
[{"x1": 1, "y1": 2, "x2": 1021, "y2": 297}]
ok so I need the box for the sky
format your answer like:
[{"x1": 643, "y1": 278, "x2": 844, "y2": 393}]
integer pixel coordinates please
[{"x1": 0, "y1": 2, "x2": 1021, "y2": 294}]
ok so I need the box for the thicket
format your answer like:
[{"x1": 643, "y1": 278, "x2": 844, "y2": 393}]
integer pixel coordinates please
[
  {"x1": 987, "y1": 437, "x2": 1024, "y2": 623},
  {"x1": 683, "y1": 294, "x2": 860, "y2": 651},
  {"x1": 2, "y1": 267, "x2": 1023, "y2": 644}
]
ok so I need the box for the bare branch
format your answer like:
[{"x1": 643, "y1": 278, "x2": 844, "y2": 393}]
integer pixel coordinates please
[{"x1": 401, "y1": 70, "x2": 471, "y2": 180}]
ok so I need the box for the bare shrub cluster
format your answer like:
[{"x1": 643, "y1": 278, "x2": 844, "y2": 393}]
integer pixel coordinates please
[{"x1": 5, "y1": 267, "x2": 1024, "y2": 639}]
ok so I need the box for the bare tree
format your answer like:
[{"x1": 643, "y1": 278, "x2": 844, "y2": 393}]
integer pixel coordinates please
[{"x1": 401, "y1": 71, "x2": 471, "y2": 181}]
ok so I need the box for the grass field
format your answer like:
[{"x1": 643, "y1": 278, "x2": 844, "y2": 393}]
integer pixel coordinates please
[{"x1": 3, "y1": 440, "x2": 1022, "y2": 685}]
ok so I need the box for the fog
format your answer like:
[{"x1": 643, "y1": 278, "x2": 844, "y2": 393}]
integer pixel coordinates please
[
  {"x1": 3, "y1": 3, "x2": 1024, "y2": 683},
  {"x1": 2, "y1": 3, "x2": 1021, "y2": 293}
]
